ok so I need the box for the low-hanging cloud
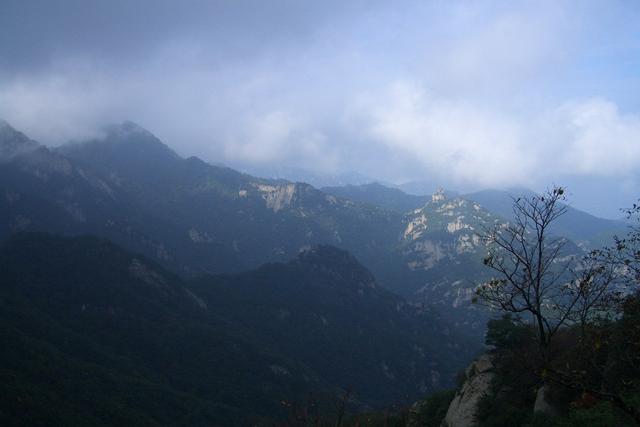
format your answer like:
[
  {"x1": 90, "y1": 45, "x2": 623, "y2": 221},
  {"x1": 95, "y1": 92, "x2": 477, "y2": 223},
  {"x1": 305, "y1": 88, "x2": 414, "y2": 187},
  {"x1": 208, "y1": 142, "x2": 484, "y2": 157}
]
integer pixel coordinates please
[
  {"x1": 0, "y1": 0, "x2": 638, "y2": 214},
  {"x1": 356, "y1": 83, "x2": 640, "y2": 188},
  {"x1": 552, "y1": 99, "x2": 640, "y2": 176},
  {"x1": 360, "y1": 82, "x2": 535, "y2": 187}
]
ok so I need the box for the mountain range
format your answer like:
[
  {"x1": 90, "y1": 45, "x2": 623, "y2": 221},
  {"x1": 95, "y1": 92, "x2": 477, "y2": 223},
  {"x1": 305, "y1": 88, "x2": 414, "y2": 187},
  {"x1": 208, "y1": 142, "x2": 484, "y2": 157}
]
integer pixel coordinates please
[
  {"x1": 0, "y1": 119, "x2": 628, "y2": 423},
  {"x1": 0, "y1": 233, "x2": 472, "y2": 425}
]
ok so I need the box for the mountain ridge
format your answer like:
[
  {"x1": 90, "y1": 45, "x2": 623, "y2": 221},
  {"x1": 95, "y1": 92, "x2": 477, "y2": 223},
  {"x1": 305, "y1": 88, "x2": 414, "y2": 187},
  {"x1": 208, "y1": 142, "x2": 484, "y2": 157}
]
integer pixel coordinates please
[
  {"x1": 0, "y1": 120, "x2": 616, "y2": 377},
  {"x1": 0, "y1": 120, "x2": 39, "y2": 161},
  {"x1": 0, "y1": 232, "x2": 472, "y2": 425}
]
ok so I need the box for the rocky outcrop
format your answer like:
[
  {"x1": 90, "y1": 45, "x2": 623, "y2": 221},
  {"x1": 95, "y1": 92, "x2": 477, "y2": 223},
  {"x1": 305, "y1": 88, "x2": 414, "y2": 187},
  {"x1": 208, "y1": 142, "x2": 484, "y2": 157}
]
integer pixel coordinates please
[
  {"x1": 256, "y1": 183, "x2": 298, "y2": 213},
  {"x1": 533, "y1": 384, "x2": 558, "y2": 416},
  {"x1": 442, "y1": 354, "x2": 494, "y2": 427}
]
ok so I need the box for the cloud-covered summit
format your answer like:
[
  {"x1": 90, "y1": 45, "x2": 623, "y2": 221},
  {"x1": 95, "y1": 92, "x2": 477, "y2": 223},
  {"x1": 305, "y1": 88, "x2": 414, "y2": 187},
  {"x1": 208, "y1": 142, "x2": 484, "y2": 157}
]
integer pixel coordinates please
[{"x1": 0, "y1": 0, "x2": 638, "y2": 217}]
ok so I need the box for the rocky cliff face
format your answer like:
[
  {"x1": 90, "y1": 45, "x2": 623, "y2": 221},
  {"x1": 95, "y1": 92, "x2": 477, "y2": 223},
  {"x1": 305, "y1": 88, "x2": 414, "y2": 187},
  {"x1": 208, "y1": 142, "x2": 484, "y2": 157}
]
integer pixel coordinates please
[
  {"x1": 442, "y1": 355, "x2": 494, "y2": 427},
  {"x1": 400, "y1": 196, "x2": 501, "y2": 267}
]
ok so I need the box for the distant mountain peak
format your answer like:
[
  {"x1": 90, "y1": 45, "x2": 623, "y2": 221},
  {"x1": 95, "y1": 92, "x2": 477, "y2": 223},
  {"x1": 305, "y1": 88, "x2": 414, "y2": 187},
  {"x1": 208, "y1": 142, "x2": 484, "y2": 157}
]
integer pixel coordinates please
[
  {"x1": 401, "y1": 195, "x2": 500, "y2": 245},
  {"x1": 103, "y1": 121, "x2": 157, "y2": 141},
  {"x1": 294, "y1": 245, "x2": 378, "y2": 289},
  {"x1": 0, "y1": 119, "x2": 22, "y2": 138},
  {"x1": 0, "y1": 119, "x2": 39, "y2": 160},
  {"x1": 431, "y1": 187, "x2": 446, "y2": 202},
  {"x1": 57, "y1": 120, "x2": 181, "y2": 173}
]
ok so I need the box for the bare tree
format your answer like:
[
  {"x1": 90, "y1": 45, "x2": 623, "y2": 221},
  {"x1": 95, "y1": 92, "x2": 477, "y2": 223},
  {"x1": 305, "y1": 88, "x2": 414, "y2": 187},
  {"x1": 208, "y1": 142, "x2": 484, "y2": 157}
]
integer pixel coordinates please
[
  {"x1": 567, "y1": 254, "x2": 617, "y2": 337},
  {"x1": 593, "y1": 201, "x2": 640, "y2": 293},
  {"x1": 476, "y1": 188, "x2": 640, "y2": 422},
  {"x1": 475, "y1": 186, "x2": 584, "y2": 358}
]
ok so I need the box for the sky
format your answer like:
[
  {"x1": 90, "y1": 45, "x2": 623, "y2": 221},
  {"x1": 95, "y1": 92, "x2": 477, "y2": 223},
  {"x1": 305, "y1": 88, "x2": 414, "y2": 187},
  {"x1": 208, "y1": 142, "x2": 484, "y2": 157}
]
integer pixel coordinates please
[{"x1": 0, "y1": 0, "x2": 639, "y2": 218}]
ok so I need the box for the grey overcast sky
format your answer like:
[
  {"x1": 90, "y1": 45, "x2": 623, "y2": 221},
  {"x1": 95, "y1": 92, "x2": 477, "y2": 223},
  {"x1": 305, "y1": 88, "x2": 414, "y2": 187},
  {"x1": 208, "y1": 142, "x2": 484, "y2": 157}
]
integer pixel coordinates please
[{"x1": 0, "y1": 0, "x2": 639, "y2": 217}]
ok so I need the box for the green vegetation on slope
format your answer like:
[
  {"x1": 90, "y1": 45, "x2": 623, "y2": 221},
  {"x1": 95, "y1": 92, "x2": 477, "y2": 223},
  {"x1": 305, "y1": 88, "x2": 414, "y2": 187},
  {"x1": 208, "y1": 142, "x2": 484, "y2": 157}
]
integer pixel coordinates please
[{"x1": 0, "y1": 233, "x2": 471, "y2": 425}]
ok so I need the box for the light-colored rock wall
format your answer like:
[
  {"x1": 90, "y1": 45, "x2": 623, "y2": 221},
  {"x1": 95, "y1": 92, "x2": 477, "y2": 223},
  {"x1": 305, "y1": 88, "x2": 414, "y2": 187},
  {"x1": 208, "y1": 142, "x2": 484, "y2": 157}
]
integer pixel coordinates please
[{"x1": 442, "y1": 355, "x2": 494, "y2": 427}]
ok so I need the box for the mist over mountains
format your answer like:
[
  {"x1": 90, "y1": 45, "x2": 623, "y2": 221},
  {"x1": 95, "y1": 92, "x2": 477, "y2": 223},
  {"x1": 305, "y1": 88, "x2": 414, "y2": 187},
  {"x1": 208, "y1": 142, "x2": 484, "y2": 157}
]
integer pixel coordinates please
[
  {"x1": 3, "y1": 119, "x2": 623, "y2": 285},
  {"x1": 1, "y1": 2, "x2": 639, "y2": 425},
  {"x1": 0, "y1": 118, "x2": 634, "y2": 425}
]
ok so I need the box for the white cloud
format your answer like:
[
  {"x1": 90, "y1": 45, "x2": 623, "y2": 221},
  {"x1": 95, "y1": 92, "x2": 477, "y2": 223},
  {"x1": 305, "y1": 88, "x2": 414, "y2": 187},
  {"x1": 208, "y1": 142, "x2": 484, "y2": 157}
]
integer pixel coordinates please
[
  {"x1": 224, "y1": 110, "x2": 295, "y2": 162},
  {"x1": 0, "y1": 0, "x2": 638, "y2": 201},
  {"x1": 0, "y1": 75, "x2": 115, "y2": 144},
  {"x1": 551, "y1": 99, "x2": 640, "y2": 176},
  {"x1": 432, "y1": 3, "x2": 568, "y2": 95},
  {"x1": 356, "y1": 82, "x2": 640, "y2": 188},
  {"x1": 357, "y1": 82, "x2": 532, "y2": 187}
]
